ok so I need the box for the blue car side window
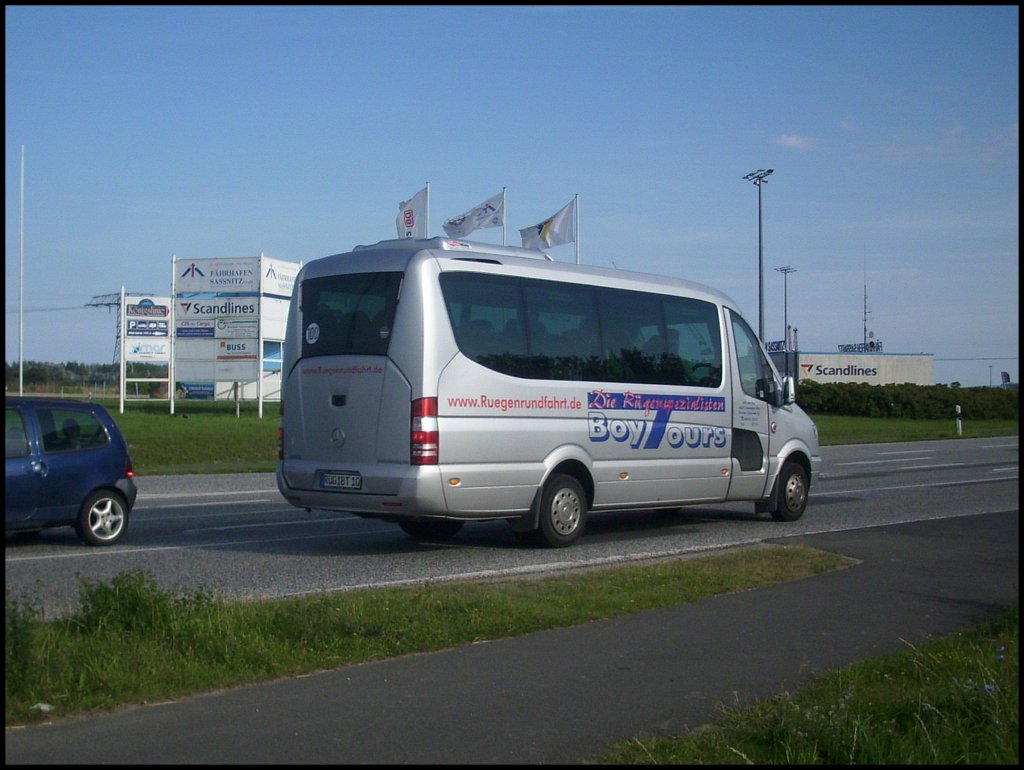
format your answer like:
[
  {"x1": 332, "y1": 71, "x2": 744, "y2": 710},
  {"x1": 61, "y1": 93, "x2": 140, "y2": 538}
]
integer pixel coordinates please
[{"x1": 5, "y1": 409, "x2": 29, "y2": 458}]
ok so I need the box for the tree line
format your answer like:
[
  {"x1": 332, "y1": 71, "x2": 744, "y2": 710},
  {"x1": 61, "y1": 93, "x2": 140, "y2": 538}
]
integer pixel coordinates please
[
  {"x1": 6, "y1": 360, "x2": 1018, "y2": 421},
  {"x1": 5, "y1": 360, "x2": 167, "y2": 395},
  {"x1": 795, "y1": 380, "x2": 1018, "y2": 421}
]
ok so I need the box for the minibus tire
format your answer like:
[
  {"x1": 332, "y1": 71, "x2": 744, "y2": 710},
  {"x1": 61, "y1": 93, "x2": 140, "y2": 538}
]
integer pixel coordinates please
[
  {"x1": 398, "y1": 519, "x2": 464, "y2": 540},
  {"x1": 536, "y1": 474, "x2": 587, "y2": 548},
  {"x1": 770, "y1": 461, "x2": 808, "y2": 522}
]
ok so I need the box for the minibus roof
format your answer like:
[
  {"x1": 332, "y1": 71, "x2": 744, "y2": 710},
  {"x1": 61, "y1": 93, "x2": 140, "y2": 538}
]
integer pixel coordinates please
[
  {"x1": 324, "y1": 237, "x2": 739, "y2": 313},
  {"x1": 354, "y1": 237, "x2": 554, "y2": 261}
]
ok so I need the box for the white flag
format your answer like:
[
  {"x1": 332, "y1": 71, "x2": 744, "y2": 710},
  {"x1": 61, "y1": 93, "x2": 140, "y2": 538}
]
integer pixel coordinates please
[
  {"x1": 396, "y1": 186, "x2": 428, "y2": 238},
  {"x1": 442, "y1": 191, "x2": 505, "y2": 238},
  {"x1": 520, "y1": 198, "x2": 576, "y2": 249}
]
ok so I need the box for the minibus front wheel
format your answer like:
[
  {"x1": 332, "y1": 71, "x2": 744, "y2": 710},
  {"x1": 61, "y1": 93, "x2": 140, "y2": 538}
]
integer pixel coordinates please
[
  {"x1": 536, "y1": 474, "x2": 587, "y2": 548},
  {"x1": 770, "y1": 461, "x2": 809, "y2": 522}
]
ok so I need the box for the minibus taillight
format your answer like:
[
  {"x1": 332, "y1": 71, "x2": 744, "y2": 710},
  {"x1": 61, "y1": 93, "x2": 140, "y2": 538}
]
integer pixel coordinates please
[{"x1": 411, "y1": 397, "x2": 439, "y2": 465}]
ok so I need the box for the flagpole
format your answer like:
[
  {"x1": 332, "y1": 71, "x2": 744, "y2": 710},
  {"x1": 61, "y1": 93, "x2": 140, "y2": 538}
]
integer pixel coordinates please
[
  {"x1": 19, "y1": 144, "x2": 24, "y2": 395},
  {"x1": 119, "y1": 286, "x2": 126, "y2": 414},
  {"x1": 502, "y1": 187, "x2": 507, "y2": 245},
  {"x1": 425, "y1": 181, "x2": 430, "y2": 238},
  {"x1": 574, "y1": 193, "x2": 580, "y2": 265},
  {"x1": 169, "y1": 256, "x2": 176, "y2": 415}
]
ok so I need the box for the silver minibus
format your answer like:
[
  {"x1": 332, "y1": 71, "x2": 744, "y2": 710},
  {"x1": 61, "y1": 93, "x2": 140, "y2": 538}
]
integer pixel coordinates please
[{"x1": 276, "y1": 237, "x2": 822, "y2": 547}]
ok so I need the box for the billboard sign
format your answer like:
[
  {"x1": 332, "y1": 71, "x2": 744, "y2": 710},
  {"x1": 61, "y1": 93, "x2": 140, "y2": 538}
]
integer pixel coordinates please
[
  {"x1": 262, "y1": 257, "x2": 300, "y2": 297},
  {"x1": 216, "y1": 339, "x2": 258, "y2": 361},
  {"x1": 216, "y1": 317, "x2": 258, "y2": 338},
  {"x1": 798, "y1": 353, "x2": 933, "y2": 386},
  {"x1": 124, "y1": 295, "x2": 171, "y2": 361},
  {"x1": 175, "y1": 319, "x2": 217, "y2": 338},
  {"x1": 126, "y1": 340, "x2": 170, "y2": 361},
  {"x1": 175, "y1": 258, "x2": 259, "y2": 293},
  {"x1": 127, "y1": 318, "x2": 169, "y2": 336},
  {"x1": 176, "y1": 381, "x2": 215, "y2": 400},
  {"x1": 176, "y1": 298, "x2": 258, "y2": 320}
]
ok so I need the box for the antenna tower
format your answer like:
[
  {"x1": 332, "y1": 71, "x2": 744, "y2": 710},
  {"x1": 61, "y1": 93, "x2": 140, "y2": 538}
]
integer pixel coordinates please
[
  {"x1": 862, "y1": 261, "x2": 872, "y2": 347},
  {"x1": 86, "y1": 292, "x2": 123, "y2": 364}
]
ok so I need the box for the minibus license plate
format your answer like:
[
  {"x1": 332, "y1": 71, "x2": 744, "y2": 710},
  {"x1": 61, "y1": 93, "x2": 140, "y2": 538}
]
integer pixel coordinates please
[{"x1": 319, "y1": 471, "x2": 362, "y2": 490}]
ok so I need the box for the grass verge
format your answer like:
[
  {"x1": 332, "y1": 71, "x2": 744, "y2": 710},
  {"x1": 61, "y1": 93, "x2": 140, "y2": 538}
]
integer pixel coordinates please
[
  {"x1": 811, "y1": 414, "x2": 1019, "y2": 445},
  {"x1": 595, "y1": 604, "x2": 1018, "y2": 765},
  {"x1": 6, "y1": 544, "x2": 850, "y2": 726},
  {"x1": 58, "y1": 398, "x2": 1020, "y2": 475}
]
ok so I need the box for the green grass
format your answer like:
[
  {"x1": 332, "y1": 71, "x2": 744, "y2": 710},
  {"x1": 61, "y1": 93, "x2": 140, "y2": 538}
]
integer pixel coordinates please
[
  {"x1": 811, "y1": 414, "x2": 1019, "y2": 445},
  {"x1": 6, "y1": 545, "x2": 851, "y2": 725},
  {"x1": 595, "y1": 605, "x2": 1018, "y2": 765},
  {"x1": 5, "y1": 559, "x2": 1017, "y2": 765},
  {"x1": 72, "y1": 398, "x2": 1022, "y2": 475},
  {"x1": 112, "y1": 399, "x2": 279, "y2": 474}
]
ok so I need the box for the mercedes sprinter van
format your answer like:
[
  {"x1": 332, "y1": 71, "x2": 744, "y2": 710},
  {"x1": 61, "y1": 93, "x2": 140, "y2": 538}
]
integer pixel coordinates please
[{"x1": 276, "y1": 237, "x2": 822, "y2": 547}]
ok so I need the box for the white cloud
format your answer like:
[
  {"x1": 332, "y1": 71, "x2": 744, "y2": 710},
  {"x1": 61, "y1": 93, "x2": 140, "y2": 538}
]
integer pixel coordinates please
[{"x1": 772, "y1": 134, "x2": 818, "y2": 150}]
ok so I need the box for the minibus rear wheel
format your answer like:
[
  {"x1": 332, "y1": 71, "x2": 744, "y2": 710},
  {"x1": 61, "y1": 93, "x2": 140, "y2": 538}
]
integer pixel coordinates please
[
  {"x1": 770, "y1": 461, "x2": 808, "y2": 522},
  {"x1": 536, "y1": 474, "x2": 587, "y2": 548}
]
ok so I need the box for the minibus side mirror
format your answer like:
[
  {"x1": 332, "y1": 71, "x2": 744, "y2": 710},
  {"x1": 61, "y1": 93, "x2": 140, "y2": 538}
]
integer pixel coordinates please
[
  {"x1": 782, "y1": 375, "x2": 796, "y2": 405},
  {"x1": 758, "y1": 376, "x2": 794, "y2": 407},
  {"x1": 756, "y1": 377, "x2": 778, "y2": 405}
]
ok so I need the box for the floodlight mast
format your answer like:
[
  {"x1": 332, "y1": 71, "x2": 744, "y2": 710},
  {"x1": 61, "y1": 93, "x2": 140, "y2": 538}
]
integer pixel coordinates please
[
  {"x1": 742, "y1": 168, "x2": 774, "y2": 341},
  {"x1": 775, "y1": 265, "x2": 796, "y2": 379}
]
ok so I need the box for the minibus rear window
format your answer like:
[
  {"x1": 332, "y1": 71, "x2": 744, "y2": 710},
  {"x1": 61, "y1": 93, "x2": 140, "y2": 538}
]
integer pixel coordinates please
[{"x1": 299, "y1": 272, "x2": 402, "y2": 357}]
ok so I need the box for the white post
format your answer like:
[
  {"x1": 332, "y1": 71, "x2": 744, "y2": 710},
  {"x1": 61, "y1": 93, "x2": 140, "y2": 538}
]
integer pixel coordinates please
[
  {"x1": 119, "y1": 286, "x2": 126, "y2": 413},
  {"x1": 169, "y1": 256, "x2": 176, "y2": 415},
  {"x1": 258, "y1": 254, "x2": 265, "y2": 419},
  {"x1": 574, "y1": 193, "x2": 580, "y2": 265},
  {"x1": 19, "y1": 145, "x2": 24, "y2": 395}
]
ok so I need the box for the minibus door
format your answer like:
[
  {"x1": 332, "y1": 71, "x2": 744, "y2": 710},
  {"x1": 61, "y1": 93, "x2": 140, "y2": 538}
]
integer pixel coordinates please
[{"x1": 725, "y1": 310, "x2": 772, "y2": 500}]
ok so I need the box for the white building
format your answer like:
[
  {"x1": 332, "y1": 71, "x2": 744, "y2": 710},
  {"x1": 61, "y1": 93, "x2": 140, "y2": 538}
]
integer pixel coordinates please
[{"x1": 794, "y1": 351, "x2": 934, "y2": 386}]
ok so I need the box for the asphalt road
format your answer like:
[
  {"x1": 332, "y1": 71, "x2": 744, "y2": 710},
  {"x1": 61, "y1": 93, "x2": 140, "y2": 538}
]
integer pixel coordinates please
[
  {"x1": 5, "y1": 437, "x2": 1019, "y2": 619},
  {"x1": 5, "y1": 508, "x2": 1018, "y2": 764}
]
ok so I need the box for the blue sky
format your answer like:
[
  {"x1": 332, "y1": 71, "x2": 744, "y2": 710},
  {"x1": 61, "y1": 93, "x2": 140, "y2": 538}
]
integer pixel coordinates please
[{"x1": 5, "y1": 5, "x2": 1019, "y2": 386}]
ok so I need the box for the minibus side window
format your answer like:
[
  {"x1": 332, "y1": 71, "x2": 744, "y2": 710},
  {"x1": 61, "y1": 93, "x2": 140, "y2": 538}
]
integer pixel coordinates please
[
  {"x1": 442, "y1": 272, "x2": 525, "y2": 364},
  {"x1": 730, "y1": 313, "x2": 777, "y2": 402},
  {"x1": 522, "y1": 279, "x2": 601, "y2": 381},
  {"x1": 663, "y1": 296, "x2": 722, "y2": 388},
  {"x1": 596, "y1": 288, "x2": 660, "y2": 382},
  {"x1": 439, "y1": 271, "x2": 724, "y2": 389}
]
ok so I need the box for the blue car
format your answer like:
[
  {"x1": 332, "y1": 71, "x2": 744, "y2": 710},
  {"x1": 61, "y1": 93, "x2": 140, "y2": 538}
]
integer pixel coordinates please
[{"x1": 5, "y1": 397, "x2": 138, "y2": 545}]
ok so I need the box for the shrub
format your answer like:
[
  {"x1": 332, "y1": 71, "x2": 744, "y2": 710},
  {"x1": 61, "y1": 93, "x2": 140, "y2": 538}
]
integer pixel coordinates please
[{"x1": 796, "y1": 381, "x2": 1018, "y2": 420}]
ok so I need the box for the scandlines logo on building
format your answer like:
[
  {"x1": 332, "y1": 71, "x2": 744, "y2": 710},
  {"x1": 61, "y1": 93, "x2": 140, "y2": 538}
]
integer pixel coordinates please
[
  {"x1": 808, "y1": 363, "x2": 879, "y2": 377},
  {"x1": 813, "y1": 364, "x2": 879, "y2": 377}
]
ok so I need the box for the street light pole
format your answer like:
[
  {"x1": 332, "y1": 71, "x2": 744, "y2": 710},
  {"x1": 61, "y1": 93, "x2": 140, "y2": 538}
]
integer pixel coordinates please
[
  {"x1": 743, "y1": 168, "x2": 774, "y2": 341},
  {"x1": 775, "y1": 265, "x2": 796, "y2": 379}
]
